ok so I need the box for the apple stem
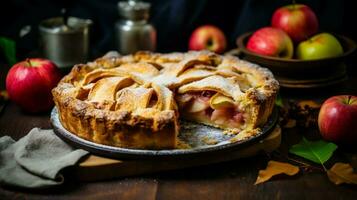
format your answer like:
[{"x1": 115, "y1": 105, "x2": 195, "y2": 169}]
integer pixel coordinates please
[
  {"x1": 26, "y1": 58, "x2": 32, "y2": 67},
  {"x1": 347, "y1": 95, "x2": 352, "y2": 104}
]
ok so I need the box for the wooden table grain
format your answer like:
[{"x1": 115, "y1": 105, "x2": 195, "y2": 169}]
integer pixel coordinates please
[{"x1": 0, "y1": 63, "x2": 357, "y2": 200}]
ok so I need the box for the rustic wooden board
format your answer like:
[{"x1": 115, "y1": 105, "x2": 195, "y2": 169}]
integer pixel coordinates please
[{"x1": 75, "y1": 126, "x2": 281, "y2": 181}]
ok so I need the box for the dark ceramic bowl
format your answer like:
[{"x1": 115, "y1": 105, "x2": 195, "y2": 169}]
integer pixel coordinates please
[{"x1": 234, "y1": 32, "x2": 356, "y2": 88}]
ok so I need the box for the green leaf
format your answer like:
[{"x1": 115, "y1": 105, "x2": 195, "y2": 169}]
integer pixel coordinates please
[
  {"x1": 289, "y1": 137, "x2": 337, "y2": 164},
  {"x1": 0, "y1": 37, "x2": 16, "y2": 65},
  {"x1": 275, "y1": 93, "x2": 283, "y2": 107}
]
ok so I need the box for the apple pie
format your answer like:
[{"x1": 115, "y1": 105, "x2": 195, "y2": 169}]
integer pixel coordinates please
[{"x1": 52, "y1": 51, "x2": 279, "y2": 149}]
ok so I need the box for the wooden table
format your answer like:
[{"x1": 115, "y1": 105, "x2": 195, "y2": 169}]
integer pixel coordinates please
[{"x1": 0, "y1": 64, "x2": 357, "y2": 199}]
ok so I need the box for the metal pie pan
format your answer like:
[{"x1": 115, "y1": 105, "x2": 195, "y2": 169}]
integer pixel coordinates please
[{"x1": 51, "y1": 107, "x2": 278, "y2": 160}]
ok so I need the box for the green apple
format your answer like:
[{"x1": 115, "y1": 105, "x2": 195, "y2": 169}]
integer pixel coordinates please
[{"x1": 296, "y1": 33, "x2": 343, "y2": 60}]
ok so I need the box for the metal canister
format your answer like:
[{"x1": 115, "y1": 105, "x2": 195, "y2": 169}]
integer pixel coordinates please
[
  {"x1": 115, "y1": 0, "x2": 156, "y2": 54},
  {"x1": 39, "y1": 17, "x2": 92, "y2": 68}
]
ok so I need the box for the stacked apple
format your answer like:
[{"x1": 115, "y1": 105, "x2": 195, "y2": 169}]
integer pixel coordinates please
[{"x1": 246, "y1": 4, "x2": 344, "y2": 60}]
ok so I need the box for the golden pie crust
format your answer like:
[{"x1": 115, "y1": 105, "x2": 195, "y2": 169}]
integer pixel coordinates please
[{"x1": 52, "y1": 51, "x2": 279, "y2": 149}]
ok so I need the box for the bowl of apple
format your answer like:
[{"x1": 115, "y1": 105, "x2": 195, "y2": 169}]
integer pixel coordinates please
[{"x1": 233, "y1": 4, "x2": 356, "y2": 88}]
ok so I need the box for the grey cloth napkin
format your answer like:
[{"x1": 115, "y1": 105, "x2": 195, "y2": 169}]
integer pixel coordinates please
[{"x1": 0, "y1": 128, "x2": 88, "y2": 188}]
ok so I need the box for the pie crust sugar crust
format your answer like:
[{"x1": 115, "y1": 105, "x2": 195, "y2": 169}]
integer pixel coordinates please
[{"x1": 52, "y1": 51, "x2": 279, "y2": 149}]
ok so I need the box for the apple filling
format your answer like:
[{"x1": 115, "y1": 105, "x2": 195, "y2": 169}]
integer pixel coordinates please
[{"x1": 176, "y1": 91, "x2": 246, "y2": 129}]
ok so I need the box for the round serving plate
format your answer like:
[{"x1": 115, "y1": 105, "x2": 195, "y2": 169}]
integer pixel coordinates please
[{"x1": 51, "y1": 107, "x2": 278, "y2": 160}]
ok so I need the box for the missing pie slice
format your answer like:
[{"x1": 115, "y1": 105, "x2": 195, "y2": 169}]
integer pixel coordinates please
[{"x1": 52, "y1": 51, "x2": 279, "y2": 149}]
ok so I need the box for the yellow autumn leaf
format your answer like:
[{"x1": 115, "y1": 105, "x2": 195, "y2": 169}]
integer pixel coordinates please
[
  {"x1": 255, "y1": 161, "x2": 299, "y2": 185},
  {"x1": 327, "y1": 162, "x2": 357, "y2": 185},
  {"x1": 283, "y1": 119, "x2": 296, "y2": 128},
  {"x1": 297, "y1": 100, "x2": 321, "y2": 109},
  {"x1": 0, "y1": 90, "x2": 8, "y2": 100}
]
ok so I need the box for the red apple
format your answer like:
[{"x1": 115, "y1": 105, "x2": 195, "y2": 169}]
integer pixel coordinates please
[
  {"x1": 189, "y1": 25, "x2": 227, "y2": 54},
  {"x1": 318, "y1": 95, "x2": 357, "y2": 145},
  {"x1": 6, "y1": 58, "x2": 62, "y2": 113},
  {"x1": 272, "y1": 4, "x2": 318, "y2": 43},
  {"x1": 246, "y1": 27, "x2": 294, "y2": 58}
]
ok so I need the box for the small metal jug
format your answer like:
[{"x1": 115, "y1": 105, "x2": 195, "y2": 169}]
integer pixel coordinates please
[
  {"x1": 115, "y1": 0, "x2": 156, "y2": 54},
  {"x1": 39, "y1": 17, "x2": 92, "y2": 68}
]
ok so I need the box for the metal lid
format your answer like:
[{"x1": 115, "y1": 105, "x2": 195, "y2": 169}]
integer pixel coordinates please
[
  {"x1": 39, "y1": 17, "x2": 92, "y2": 34},
  {"x1": 118, "y1": 0, "x2": 150, "y2": 21}
]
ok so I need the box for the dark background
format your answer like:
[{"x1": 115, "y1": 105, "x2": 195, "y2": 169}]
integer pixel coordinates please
[{"x1": 0, "y1": 0, "x2": 356, "y2": 60}]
